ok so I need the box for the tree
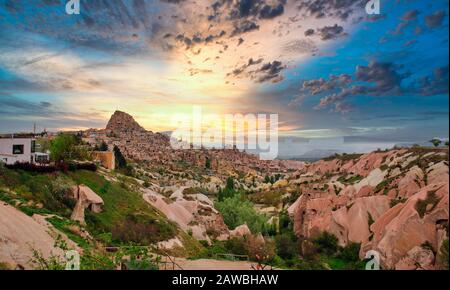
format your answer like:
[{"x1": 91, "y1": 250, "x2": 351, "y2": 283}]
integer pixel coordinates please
[
  {"x1": 98, "y1": 141, "x2": 108, "y2": 151},
  {"x1": 430, "y1": 138, "x2": 442, "y2": 147},
  {"x1": 313, "y1": 232, "x2": 339, "y2": 255},
  {"x1": 245, "y1": 235, "x2": 276, "y2": 266},
  {"x1": 275, "y1": 232, "x2": 299, "y2": 260},
  {"x1": 338, "y1": 242, "x2": 361, "y2": 263},
  {"x1": 215, "y1": 194, "x2": 267, "y2": 233},
  {"x1": 218, "y1": 176, "x2": 239, "y2": 201},
  {"x1": 205, "y1": 157, "x2": 211, "y2": 169},
  {"x1": 113, "y1": 146, "x2": 127, "y2": 169},
  {"x1": 225, "y1": 176, "x2": 235, "y2": 190},
  {"x1": 50, "y1": 134, "x2": 82, "y2": 162}
]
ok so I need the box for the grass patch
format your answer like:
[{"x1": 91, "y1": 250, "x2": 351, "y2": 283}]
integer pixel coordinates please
[
  {"x1": 337, "y1": 175, "x2": 363, "y2": 185},
  {"x1": 46, "y1": 216, "x2": 90, "y2": 249},
  {"x1": 248, "y1": 189, "x2": 283, "y2": 206},
  {"x1": 415, "y1": 190, "x2": 442, "y2": 218},
  {"x1": 322, "y1": 153, "x2": 363, "y2": 162},
  {"x1": 390, "y1": 197, "x2": 407, "y2": 208},
  {"x1": 69, "y1": 170, "x2": 177, "y2": 245}
]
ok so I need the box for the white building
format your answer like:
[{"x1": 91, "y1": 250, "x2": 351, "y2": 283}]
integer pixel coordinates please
[{"x1": 0, "y1": 134, "x2": 48, "y2": 165}]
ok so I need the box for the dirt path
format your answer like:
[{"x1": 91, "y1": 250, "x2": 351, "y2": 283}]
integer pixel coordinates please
[{"x1": 161, "y1": 257, "x2": 261, "y2": 270}]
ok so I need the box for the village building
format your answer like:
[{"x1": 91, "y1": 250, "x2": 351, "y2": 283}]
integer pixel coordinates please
[{"x1": 0, "y1": 134, "x2": 49, "y2": 165}]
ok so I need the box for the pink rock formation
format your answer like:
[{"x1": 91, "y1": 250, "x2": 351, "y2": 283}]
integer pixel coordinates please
[
  {"x1": 397, "y1": 166, "x2": 425, "y2": 198},
  {"x1": 365, "y1": 183, "x2": 448, "y2": 269},
  {"x1": 70, "y1": 185, "x2": 104, "y2": 225},
  {"x1": 395, "y1": 246, "x2": 435, "y2": 270},
  {"x1": 0, "y1": 203, "x2": 66, "y2": 269},
  {"x1": 230, "y1": 224, "x2": 252, "y2": 238},
  {"x1": 291, "y1": 148, "x2": 448, "y2": 270}
]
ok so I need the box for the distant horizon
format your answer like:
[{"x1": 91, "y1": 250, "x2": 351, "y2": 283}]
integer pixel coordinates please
[{"x1": 2, "y1": 108, "x2": 448, "y2": 160}]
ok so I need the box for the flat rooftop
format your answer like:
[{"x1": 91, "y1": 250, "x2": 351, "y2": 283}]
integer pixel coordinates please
[{"x1": 0, "y1": 134, "x2": 35, "y2": 139}]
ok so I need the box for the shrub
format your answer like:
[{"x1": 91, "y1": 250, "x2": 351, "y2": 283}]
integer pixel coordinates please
[
  {"x1": 437, "y1": 239, "x2": 449, "y2": 270},
  {"x1": 245, "y1": 235, "x2": 276, "y2": 264},
  {"x1": 248, "y1": 189, "x2": 283, "y2": 206},
  {"x1": 278, "y1": 210, "x2": 294, "y2": 234},
  {"x1": 6, "y1": 162, "x2": 57, "y2": 173},
  {"x1": 338, "y1": 242, "x2": 361, "y2": 263},
  {"x1": 215, "y1": 194, "x2": 268, "y2": 234},
  {"x1": 113, "y1": 146, "x2": 127, "y2": 169},
  {"x1": 50, "y1": 133, "x2": 91, "y2": 162},
  {"x1": 313, "y1": 232, "x2": 339, "y2": 255},
  {"x1": 390, "y1": 197, "x2": 407, "y2": 208},
  {"x1": 111, "y1": 213, "x2": 175, "y2": 245},
  {"x1": 415, "y1": 190, "x2": 441, "y2": 218},
  {"x1": 218, "y1": 177, "x2": 240, "y2": 201},
  {"x1": 68, "y1": 162, "x2": 97, "y2": 172},
  {"x1": 275, "y1": 232, "x2": 299, "y2": 260},
  {"x1": 225, "y1": 238, "x2": 248, "y2": 256}
]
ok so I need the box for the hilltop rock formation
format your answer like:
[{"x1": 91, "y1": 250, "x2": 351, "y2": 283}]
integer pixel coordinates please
[{"x1": 106, "y1": 110, "x2": 147, "y2": 134}]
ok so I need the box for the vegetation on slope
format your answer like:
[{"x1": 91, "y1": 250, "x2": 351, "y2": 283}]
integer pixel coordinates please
[{"x1": 69, "y1": 170, "x2": 177, "y2": 245}]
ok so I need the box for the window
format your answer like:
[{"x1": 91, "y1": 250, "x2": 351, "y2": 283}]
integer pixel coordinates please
[{"x1": 12, "y1": 145, "x2": 24, "y2": 155}]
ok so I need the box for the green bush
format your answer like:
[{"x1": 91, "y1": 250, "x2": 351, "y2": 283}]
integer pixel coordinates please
[
  {"x1": 338, "y1": 242, "x2": 361, "y2": 263},
  {"x1": 438, "y1": 239, "x2": 449, "y2": 270},
  {"x1": 218, "y1": 177, "x2": 242, "y2": 201},
  {"x1": 70, "y1": 170, "x2": 177, "y2": 245},
  {"x1": 313, "y1": 232, "x2": 339, "y2": 255},
  {"x1": 274, "y1": 232, "x2": 299, "y2": 260},
  {"x1": 215, "y1": 194, "x2": 268, "y2": 234},
  {"x1": 225, "y1": 238, "x2": 248, "y2": 256},
  {"x1": 50, "y1": 133, "x2": 91, "y2": 162}
]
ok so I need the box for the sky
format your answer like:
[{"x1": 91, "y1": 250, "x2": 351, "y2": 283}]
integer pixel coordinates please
[{"x1": 0, "y1": 0, "x2": 448, "y2": 155}]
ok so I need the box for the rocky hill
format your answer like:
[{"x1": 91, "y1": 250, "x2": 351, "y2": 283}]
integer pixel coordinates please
[
  {"x1": 87, "y1": 111, "x2": 304, "y2": 178},
  {"x1": 283, "y1": 148, "x2": 449, "y2": 269},
  {"x1": 106, "y1": 110, "x2": 148, "y2": 135}
]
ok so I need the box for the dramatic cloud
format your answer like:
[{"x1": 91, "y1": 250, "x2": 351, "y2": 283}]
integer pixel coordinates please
[
  {"x1": 317, "y1": 24, "x2": 346, "y2": 40},
  {"x1": 0, "y1": 0, "x2": 447, "y2": 144},
  {"x1": 301, "y1": 61, "x2": 449, "y2": 114},
  {"x1": 297, "y1": 0, "x2": 366, "y2": 21},
  {"x1": 230, "y1": 20, "x2": 260, "y2": 36},
  {"x1": 425, "y1": 10, "x2": 446, "y2": 28},
  {"x1": 314, "y1": 62, "x2": 406, "y2": 112},
  {"x1": 304, "y1": 28, "x2": 315, "y2": 36},
  {"x1": 227, "y1": 0, "x2": 286, "y2": 20},
  {"x1": 401, "y1": 10, "x2": 419, "y2": 22},
  {"x1": 254, "y1": 61, "x2": 286, "y2": 83},
  {"x1": 301, "y1": 74, "x2": 352, "y2": 95},
  {"x1": 354, "y1": 62, "x2": 404, "y2": 93},
  {"x1": 415, "y1": 65, "x2": 449, "y2": 96}
]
